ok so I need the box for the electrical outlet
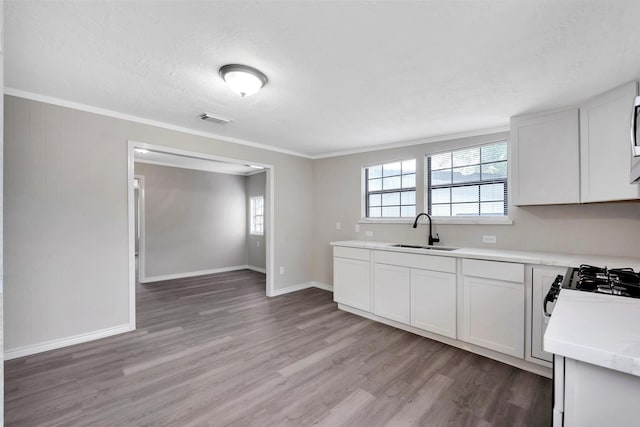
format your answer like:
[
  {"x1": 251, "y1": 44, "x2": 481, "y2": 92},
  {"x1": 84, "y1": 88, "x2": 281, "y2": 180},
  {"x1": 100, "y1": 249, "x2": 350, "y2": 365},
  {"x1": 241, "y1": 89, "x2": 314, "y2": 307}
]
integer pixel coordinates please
[
  {"x1": 365, "y1": 231, "x2": 374, "y2": 237},
  {"x1": 279, "y1": 266, "x2": 285, "y2": 275},
  {"x1": 355, "y1": 224, "x2": 360, "y2": 233},
  {"x1": 336, "y1": 221, "x2": 341, "y2": 230},
  {"x1": 483, "y1": 235, "x2": 497, "y2": 244}
]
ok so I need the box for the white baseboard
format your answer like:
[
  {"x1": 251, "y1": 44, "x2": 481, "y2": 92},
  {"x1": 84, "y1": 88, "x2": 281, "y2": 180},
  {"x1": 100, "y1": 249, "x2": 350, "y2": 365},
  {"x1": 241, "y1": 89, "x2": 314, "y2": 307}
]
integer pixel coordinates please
[
  {"x1": 140, "y1": 265, "x2": 252, "y2": 283},
  {"x1": 246, "y1": 265, "x2": 266, "y2": 274},
  {"x1": 270, "y1": 281, "x2": 333, "y2": 297},
  {"x1": 4, "y1": 324, "x2": 132, "y2": 360}
]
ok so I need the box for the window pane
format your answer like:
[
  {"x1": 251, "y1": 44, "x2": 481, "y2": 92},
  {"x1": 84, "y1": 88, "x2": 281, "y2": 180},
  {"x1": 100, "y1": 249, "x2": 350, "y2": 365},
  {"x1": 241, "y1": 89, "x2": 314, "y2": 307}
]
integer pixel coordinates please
[
  {"x1": 401, "y1": 191, "x2": 416, "y2": 205},
  {"x1": 369, "y1": 194, "x2": 382, "y2": 207},
  {"x1": 382, "y1": 206, "x2": 400, "y2": 217},
  {"x1": 430, "y1": 153, "x2": 451, "y2": 170},
  {"x1": 452, "y1": 185, "x2": 479, "y2": 203},
  {"x1": 481, "y1": 142, "x2": 508, "y2": 163},
  {"x1": 452, "y1": 166, "x2": 480, "y2": 183},
  {"x1": 431, "y1": 204, "x2": 451, "y2": 216},
  {"x1": 431, "y1": 188, "x2": 450, "y2": 204},
  {"x1": 402, "y1": 173, "x2": 416, "y2": 189},
  {"x1": 402, "y1": 159, "x2": 416, "y2": 173},
  {"x1": 368, "y1": 165, "x2": 382, "y2": 178},
  {"x1": 431, "y1": 169, "x2": 452, "y2": 185},
  {"x1": 453, "y1": 147, "x2": 480, "y2": 167},
  {"x1": 383, "y1": 162, "x2": 401, "y2": 177},
  {"x1": 452, "y1": 203, "x2": 480, "y2": 216},
  {"x1": 382, "y1": 192, "x2": 400, "y2": 206},
  {"x1": 481, "y1": 202, "x2": 505, "y2": 216},
  {"x1": 369, "y1": 207, "x2": 382, "y2": 217},
  {"x1": 401, "y1": 205, "x2": 416, "y2": 217},
  {"x1": 382, "y1": 176, "x2": 401, "y2": 190},
  {"x1": 368, "y1": 178, "x2": 382, "y2": 191},
  {"x1": 481, "y1": 161, "x2": 507, "y2": 180},
  {"x1": 480, "y1": 183, "x2": 505, "y2": 202}
]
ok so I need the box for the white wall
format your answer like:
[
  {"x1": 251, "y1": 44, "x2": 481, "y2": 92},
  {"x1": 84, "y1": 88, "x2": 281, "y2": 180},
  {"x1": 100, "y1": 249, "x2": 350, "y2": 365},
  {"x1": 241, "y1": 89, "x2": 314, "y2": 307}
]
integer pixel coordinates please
[
  {"x1": 246, "y1": 171, "x2": 266, "y2": 270},
  {"x1": 134, "y1": 163, "x2": 248, "y2": 279},
  {"x1": 312, "y1": 131, "x2": 640, "y2": 285},
  {"x1": 4, "y1": 95, "x2": 315, "y2": 355}
]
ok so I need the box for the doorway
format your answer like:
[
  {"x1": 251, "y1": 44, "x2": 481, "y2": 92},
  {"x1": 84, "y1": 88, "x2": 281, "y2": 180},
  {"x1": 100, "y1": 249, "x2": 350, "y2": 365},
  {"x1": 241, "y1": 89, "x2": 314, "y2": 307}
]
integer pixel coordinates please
[{"x1": 126, "y1": 141, "x2": 275, "y2": 330}]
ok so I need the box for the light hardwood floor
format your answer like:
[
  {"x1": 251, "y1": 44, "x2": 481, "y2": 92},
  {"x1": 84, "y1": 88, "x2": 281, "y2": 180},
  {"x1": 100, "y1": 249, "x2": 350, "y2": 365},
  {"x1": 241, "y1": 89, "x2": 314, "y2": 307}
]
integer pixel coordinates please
[{"x1": 5, "y1": 270, "x2": 551, "y2": 426}]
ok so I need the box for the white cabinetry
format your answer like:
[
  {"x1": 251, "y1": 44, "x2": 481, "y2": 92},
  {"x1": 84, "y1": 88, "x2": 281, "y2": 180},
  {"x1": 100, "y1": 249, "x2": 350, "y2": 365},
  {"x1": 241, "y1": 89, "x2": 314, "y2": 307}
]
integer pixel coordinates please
[
  {"x1": 411, "y1": 268, "x2": 456, "y2": 338},
  {"x1": 531, "y1": 266, "x2": 567, "y2": 363},
  {"x1": 373, "y1": 263, "x2": 411, "y2": 324},
  {"x1": 372, "y1": 250, "x2": 457, "y2": 334},
  {"x1": 580, "y1": 81, "x2": 640, "y2": 202},
  {"x1": 511, "y1": 108, "x2": 581, "y2": 206},
  {"x1": 333, "y1": 247, "x2": 371, "y2": 311},
  {"x1": 461, "y1": 259, "x2": 525, "y2": 358}
]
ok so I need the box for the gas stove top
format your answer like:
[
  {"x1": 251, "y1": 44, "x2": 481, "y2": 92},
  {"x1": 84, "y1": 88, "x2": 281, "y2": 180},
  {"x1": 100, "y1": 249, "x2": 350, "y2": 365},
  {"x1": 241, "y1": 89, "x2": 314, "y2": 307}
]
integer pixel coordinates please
[{"x1": 564, "y1": 264, "x2": 640, "y2": 298}]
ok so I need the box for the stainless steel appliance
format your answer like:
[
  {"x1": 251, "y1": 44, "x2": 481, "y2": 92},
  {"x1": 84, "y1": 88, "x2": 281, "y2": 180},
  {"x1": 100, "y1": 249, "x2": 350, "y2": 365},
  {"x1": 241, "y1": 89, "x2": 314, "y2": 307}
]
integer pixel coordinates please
[
  {"x1": 631, "y1": 95, "x2": 640, "y2": 183},
  {"x1": 544, "y1": 264, "x2": 640, "y2": 426}
]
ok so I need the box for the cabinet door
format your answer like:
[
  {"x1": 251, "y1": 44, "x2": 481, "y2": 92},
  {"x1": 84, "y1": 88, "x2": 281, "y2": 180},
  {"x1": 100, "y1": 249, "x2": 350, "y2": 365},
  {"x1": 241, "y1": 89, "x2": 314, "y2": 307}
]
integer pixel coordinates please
[
  {"x1": 461, "y1": 276, "x2": 525, "y2": 358},
  {"x1": 511, "y1": 109, "x2": 580, "y2": 205},
  {"x1": 334, "y1": 257, "x2": 371, "y2": 312},
  {"x1": 373, "y1": 263, "x2": 410, "y2": 324},
  {"x1": 580, "y1": 81, "x2": 640, "y2": 202},
  {"x1": 531, "y1": 266, "x2": 566, "y2": 363},
  {"x1": 410, "y1": 269, "x2": 456, "y2": 338}
]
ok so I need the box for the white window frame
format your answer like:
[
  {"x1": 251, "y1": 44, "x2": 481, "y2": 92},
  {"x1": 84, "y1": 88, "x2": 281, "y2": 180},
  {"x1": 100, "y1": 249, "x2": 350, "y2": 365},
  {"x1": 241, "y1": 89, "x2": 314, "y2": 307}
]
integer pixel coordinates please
[
  {"x1": 425, "y1": 140, "x2": 513, "y2": 225},
  {"x1": 250, "y1": 196, "x2": 264, "y2": 235},
  {"x1": 361, "y1": 158, "x2": 418, "y2": 222}
]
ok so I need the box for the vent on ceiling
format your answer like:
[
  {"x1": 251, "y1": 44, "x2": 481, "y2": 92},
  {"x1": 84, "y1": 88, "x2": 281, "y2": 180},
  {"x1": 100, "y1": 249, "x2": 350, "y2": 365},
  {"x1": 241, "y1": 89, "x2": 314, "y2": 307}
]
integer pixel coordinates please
[{"x1": 200, "y1": 112, "x2": 232, "y2": 124}]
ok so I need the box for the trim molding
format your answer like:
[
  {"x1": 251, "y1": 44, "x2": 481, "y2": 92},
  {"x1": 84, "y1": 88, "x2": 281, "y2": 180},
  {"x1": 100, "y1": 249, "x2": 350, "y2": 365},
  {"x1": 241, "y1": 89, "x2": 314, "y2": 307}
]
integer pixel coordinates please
[
  {"x1": 4, "y1": 324, "x2": 132, "y2": 360},
  {"x1": 313, "y1": 126, "x2": 510, "y2": 159},
  {"x1": 4, "y1": 87, "x2": 312, "y2": 159},
  {"x1": 246, "y1": 265, "x2": 267, "y2": 274},
  {"x1": 270, "y1": 281, "x2": 334, "y2": 297},
  {"x1": 140, "y1": 265, "x2": 253, "y2": 283},
  {"x1": 5, "y1": 88, "x2": 510, "y2": 161}
]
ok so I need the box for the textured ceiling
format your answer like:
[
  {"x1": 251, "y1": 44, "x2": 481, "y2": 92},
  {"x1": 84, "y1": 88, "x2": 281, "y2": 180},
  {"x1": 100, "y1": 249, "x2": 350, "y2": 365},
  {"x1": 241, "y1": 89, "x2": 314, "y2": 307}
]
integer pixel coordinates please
[{"x1": 6, "y1": 1, "x2": 640, "y2": 157}]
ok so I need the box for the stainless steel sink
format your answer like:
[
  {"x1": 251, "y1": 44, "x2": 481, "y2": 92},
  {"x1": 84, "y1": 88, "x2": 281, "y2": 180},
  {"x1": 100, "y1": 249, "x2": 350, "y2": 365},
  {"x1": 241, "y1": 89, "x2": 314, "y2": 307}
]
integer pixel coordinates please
[{"x1": 391, "y1": 244, "x2": 457, "y2": 251}]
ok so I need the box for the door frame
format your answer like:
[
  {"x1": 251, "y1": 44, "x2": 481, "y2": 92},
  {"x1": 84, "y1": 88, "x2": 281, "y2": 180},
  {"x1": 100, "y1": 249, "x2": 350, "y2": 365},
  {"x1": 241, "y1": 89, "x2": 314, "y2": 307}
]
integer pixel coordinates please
[
  {"x1": 134, "y1": 174, "x2": 146, "y2": 284},
  {"x1": 127, "y1": 140, "x2": 276, "y2": 330}
]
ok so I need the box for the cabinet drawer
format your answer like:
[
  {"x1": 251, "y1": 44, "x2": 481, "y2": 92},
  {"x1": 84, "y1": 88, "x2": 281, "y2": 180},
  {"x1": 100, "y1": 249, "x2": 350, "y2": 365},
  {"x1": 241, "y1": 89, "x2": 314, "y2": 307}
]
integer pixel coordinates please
[
  {"x1": 462, "y1": 259, "x2": 524, "y2": 283},
  {"x1": 373, "y1": 250, "x2": 456, "y2": 273},
  {"x1": 334, "y1": 246, "x2": 370, "y2": 261}
]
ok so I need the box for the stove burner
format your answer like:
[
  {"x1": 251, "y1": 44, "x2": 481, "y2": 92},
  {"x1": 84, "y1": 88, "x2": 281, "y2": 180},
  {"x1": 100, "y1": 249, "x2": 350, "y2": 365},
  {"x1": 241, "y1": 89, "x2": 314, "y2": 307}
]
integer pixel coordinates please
[{"x1": 572, "y1": 264, "x2": 640, "y2": 298}]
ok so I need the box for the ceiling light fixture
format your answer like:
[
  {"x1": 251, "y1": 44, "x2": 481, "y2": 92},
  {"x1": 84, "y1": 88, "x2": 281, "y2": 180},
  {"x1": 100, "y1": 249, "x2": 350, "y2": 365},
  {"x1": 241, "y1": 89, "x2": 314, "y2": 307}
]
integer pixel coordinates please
[
  {"x1": 248, "y1": 165, "x2": 265, "y2": 169},
  {"x1": 134, "y1": 148, "x2": 149, "y2": 154},
  {"x1": 219, "y1": 64, "x2": 268, "y2": 98}
]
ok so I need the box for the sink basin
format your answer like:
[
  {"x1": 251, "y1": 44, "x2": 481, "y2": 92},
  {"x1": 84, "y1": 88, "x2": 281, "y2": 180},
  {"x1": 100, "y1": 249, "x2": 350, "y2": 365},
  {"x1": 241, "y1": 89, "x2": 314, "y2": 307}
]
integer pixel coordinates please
[{"x1": 391, "y1": 244, "x2": 457, "y2": 251}]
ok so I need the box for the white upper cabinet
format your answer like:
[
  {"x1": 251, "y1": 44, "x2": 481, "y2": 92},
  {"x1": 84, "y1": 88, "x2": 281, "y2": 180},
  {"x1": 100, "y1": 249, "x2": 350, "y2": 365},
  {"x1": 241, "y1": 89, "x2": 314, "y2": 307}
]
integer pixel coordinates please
[
  {"x1": 580, "y1": 81, "x2": 640, "y2": 203},
  {"x1": 511, "y1": 108, "x2": 581, "y2": 206}
]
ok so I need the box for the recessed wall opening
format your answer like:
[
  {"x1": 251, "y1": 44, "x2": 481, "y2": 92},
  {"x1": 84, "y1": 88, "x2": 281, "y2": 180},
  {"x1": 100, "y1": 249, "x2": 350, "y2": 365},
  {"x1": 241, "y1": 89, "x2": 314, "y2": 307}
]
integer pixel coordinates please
[{"x1": 127, "y1": 141, "x2": 274, "y2": 329}]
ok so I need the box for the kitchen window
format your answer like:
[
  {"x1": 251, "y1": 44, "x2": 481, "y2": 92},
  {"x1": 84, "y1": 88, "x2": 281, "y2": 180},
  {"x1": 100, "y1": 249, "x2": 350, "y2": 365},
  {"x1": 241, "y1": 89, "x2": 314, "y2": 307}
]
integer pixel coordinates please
[
  {"x1": 426, "y1": 141, "x2": 508, "y2": 218},
  {"x1": 364, "y1": 159, "x2": 416, "y2": 218},
  {"x1": 250, "y1": 196, "x2": 264, "y2": 235}
]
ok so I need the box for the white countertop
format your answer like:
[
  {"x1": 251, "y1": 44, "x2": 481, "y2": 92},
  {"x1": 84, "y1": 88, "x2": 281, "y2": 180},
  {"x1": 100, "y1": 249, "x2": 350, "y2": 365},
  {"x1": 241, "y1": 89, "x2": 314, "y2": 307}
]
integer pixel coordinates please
[
  {"x1": 544, "y1": 289, "x2": 640, "y2": 377},
  {"x1": 330, "y1": 240, "x2": 640, "y2": 270}
]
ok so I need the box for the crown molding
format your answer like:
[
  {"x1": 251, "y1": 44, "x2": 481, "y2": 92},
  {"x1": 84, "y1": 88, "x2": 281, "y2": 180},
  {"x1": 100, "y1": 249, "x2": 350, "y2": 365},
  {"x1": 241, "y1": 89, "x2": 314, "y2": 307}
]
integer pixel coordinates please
[{"x1": 4, "y1": 87, "x2": 313, "y2": 159}]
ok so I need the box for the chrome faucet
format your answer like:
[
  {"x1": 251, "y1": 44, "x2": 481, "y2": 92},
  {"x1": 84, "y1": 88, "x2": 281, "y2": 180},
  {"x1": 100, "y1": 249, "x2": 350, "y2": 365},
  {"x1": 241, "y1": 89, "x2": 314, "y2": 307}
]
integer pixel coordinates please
[{"x1": 412, "y1": 212, "x2": 440, "y2": 246}]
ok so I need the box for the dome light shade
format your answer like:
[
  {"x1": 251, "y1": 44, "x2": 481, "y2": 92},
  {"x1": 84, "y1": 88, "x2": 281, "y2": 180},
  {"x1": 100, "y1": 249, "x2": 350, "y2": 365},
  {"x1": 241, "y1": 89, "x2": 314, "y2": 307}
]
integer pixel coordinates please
[{"x1": 219, "y1": 64, "x2": 268, "y2": 97}]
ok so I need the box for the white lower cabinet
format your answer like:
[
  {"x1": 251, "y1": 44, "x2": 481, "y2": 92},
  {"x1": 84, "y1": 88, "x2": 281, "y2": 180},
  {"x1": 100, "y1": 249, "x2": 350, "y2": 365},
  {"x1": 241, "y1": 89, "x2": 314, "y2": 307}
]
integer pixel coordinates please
[
  {"x1": 334, "y1": 253, "x2": 371, "y2": 312},
  {"x1": 461, "y1": 259, "x2": 525, "y2": 358},
  {"x1": 410, "y1": 268, "x2": 457, "y2": 339},
  {"x1": 373, "y1": 263, "x2": 411, "y2": 324}
]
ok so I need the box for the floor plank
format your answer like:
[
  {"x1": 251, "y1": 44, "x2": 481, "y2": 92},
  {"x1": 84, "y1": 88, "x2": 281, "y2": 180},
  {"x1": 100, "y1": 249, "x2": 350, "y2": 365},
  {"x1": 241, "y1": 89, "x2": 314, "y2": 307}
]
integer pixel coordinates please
[{"x1": 4, "y1": 269, "x2": 552, "y2": 426}]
